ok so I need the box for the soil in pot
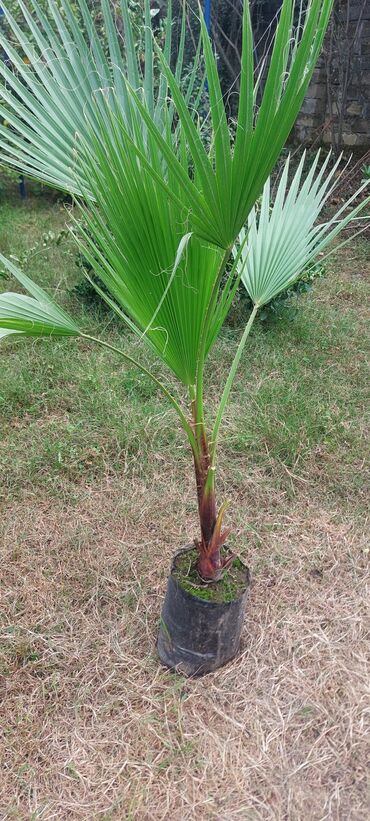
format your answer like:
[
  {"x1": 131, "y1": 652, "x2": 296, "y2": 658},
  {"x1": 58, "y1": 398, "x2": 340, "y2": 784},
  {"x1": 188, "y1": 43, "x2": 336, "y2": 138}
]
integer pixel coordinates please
[
  {"x1": 172, "y1": 547, "x2": 247, "y2": 602},
  {"x1": 158, "y1": 546, "x2": 250, "y2": 677}
]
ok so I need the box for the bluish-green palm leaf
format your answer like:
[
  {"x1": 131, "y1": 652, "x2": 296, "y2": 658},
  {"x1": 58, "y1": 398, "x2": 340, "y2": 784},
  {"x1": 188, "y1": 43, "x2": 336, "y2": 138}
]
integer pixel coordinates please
[
  {"x1": 0, "y1": 0, "x2": 195, "y2": 193},
  {"x1": 236, "y1": 151, "x2": 370, "y2": 306}
]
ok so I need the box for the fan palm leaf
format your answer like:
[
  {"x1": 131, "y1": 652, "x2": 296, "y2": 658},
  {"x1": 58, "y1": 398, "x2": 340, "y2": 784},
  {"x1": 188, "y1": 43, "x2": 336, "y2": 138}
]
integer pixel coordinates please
[
  {"x1": 236, "y1": 152, "x2": 370, "y2": 307},
  {"x1": 73, "y1": 97, "x2": 229, "y2": 387},
  {"x1": 125, "y1": 0, "x2": 335, "y2": 248},
  {"x1": 207, "y1": 154, "x2": 369, "y2": 466},
  {"x1": 0, "y1": 0, "x2": 197, "y2": 193},
  {"x1": 0, "y1": 252, "x2": 81, "y2": 338}
]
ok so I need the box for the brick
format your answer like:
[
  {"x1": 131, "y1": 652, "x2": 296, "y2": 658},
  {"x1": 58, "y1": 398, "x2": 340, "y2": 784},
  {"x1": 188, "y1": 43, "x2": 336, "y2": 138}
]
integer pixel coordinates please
[
  {"x1": 300, "y1": 97, "x2": 326, "y2": 115},
  {"x1": 340, "y1": 117, "x2": 369, "y2": 134},
  {"x1": 295, "y1": 114, "x2": 321, "y2": 128},
  {"x1": 320, "y1": 129, "x2": 370, "y2": 148},
  {"x1": 346, "y1": 86, "x2": 364, "y2": 100},
  {"x1": 311, "y1": 67, "x2": 326, "y2": 83},
  {"x1": 294, "y1": 126, "x2": 310, "y2": 141},
  {"x1": 342, "y1": 132, "x2": 364, "y2": 146},
  {"x1": 306, "y1": 82, "x2": 327, "y2": 100},
  {"x1": 346, "y1": 101, "x2": 363, "y2": 116},
  {"x1": 348, "y1": 118, "x2": 370, "y2": 133},
  {"x1": 344, "y1": 4, "x2": 370, "y2": 23}
]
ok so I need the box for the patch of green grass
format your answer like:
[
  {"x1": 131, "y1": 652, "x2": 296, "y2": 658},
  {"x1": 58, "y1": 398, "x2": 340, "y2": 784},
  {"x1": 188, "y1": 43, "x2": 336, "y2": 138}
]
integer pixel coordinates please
[
  {"x1": 0, "y1": 338, "x2": 181, "y2": 498},
  {"x1": 216, "y1": 284, "x2": 369, "y2": 511}
]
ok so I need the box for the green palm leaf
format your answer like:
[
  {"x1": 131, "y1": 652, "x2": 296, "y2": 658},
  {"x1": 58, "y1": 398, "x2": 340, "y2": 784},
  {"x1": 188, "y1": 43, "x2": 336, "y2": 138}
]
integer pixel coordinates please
[
  {"x1": 130, "y1": 0, "x2": 335, "y2": 248},
  {"x1": 0, "y1": 253, "x2": 81, "y2": 339},
  {"x1": 236, "y1": 151, "x2": 370, "y2": 307},
  {"x1": 73, "y1": 100, "x2": 225, "y2": 386}
]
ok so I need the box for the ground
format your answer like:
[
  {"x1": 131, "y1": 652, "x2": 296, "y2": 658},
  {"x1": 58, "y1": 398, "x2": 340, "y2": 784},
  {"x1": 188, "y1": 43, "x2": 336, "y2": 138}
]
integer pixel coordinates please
[{"x1": 0, "y1": 172, "x2": 369, "y2": 820}]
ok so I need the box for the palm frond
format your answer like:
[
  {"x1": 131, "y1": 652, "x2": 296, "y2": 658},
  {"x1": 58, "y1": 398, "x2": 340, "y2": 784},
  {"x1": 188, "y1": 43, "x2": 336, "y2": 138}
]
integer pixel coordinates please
[
  {"x1": 73, "y1": 99, "x2": 225, "y2": 387},
  {"x1": 0, "y1": 253, "x2": 81, "y2": 339},
  {"x1": 0, "y1": 0, "x2": 195, "y2": 193},
  {"x1": 132, "y1": 0, "x2": 335, "y2": 247},
  {"x1": 236, "y1": 152, "x2": 370, "y2": 307}
]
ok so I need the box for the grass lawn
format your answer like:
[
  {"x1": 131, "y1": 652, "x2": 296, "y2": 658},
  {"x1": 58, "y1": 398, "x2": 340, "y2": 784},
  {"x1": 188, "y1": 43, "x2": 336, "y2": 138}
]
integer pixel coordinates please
[{"x1": 0, "y1": 172, "x2": 369, "y2": 820}]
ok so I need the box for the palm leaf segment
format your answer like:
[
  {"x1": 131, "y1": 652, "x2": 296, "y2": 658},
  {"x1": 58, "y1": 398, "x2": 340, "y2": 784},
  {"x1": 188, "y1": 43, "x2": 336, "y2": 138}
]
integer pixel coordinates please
[
  {"x1": 236, "y1": 151, "x2": 370, "y2": 307},
  {"x1": 0, "y1": 253, "x2": 81, "y2": 339}
]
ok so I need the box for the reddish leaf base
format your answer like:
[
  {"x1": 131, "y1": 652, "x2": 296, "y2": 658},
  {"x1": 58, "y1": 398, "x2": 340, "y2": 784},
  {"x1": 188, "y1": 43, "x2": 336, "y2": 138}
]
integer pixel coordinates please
[
  {"x1": 196, "y1": 548, "x2": 235, "y2": 582},
  {"x1": 195, "y1": 491, "x2": 233, "y2": 581},
  {"x1": 191, "y1": 412, "x2": 233, "y2": 581}
]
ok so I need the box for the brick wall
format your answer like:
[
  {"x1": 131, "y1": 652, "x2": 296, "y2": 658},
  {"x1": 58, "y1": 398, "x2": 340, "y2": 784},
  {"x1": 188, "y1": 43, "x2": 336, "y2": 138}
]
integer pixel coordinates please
[{"x1": 295, "y1": 0, "x2": 370, "y2": 148}]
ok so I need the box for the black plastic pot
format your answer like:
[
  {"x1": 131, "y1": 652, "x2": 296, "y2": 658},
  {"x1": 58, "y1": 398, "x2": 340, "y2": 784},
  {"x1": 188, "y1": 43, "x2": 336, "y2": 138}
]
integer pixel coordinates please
[{"x1": 157, "y1": 547, "x2": 250, "y2": 677}]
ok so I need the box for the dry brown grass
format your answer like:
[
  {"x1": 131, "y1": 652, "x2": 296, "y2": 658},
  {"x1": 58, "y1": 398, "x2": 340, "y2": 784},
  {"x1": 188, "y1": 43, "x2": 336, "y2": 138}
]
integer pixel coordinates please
[{"x1": 1, "y1": 460, "x2": 369, "y2": 820}]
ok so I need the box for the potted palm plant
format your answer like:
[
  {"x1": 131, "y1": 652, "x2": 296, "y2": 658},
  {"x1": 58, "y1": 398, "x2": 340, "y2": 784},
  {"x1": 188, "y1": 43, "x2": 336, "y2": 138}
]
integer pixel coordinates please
[{"x1": 1, "y1": 0, "x2": 367, "y2": 674}]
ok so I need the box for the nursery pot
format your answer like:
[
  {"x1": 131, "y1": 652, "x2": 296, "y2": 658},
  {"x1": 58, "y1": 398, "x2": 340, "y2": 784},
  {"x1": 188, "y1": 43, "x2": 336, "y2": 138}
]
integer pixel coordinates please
[{"x1": 157, "y1": 546, "x2": 250, "y2": 677}]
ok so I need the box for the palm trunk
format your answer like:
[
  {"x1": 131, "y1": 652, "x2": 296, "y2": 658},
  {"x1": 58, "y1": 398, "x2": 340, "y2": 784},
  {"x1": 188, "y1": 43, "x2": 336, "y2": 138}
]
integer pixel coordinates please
[{"x1": 191, "y1": 404, "x2": 230, "y2": 581}]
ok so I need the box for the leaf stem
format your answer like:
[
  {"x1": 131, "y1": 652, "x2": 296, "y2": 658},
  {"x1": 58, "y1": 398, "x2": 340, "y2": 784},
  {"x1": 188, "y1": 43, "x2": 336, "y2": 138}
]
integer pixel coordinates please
[
  {"x1": 209, "y1": 303, "x2": 259, "y2": 468},
  {"x1": 195, "y1": 246, "x2": 232, "y2": 428}
]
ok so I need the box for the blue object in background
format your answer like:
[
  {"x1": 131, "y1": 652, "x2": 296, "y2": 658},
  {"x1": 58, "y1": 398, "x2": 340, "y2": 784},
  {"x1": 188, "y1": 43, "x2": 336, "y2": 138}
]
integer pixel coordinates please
[{"x1": 204, "y1": 0, "x2": 211, "y2": 35}]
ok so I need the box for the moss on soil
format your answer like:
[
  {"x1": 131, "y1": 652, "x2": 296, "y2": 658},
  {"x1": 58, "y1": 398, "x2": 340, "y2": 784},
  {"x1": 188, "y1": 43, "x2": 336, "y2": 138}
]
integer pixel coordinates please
[{"x1": 172, "y1": 548, "x2": 248, "y2": 603}]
